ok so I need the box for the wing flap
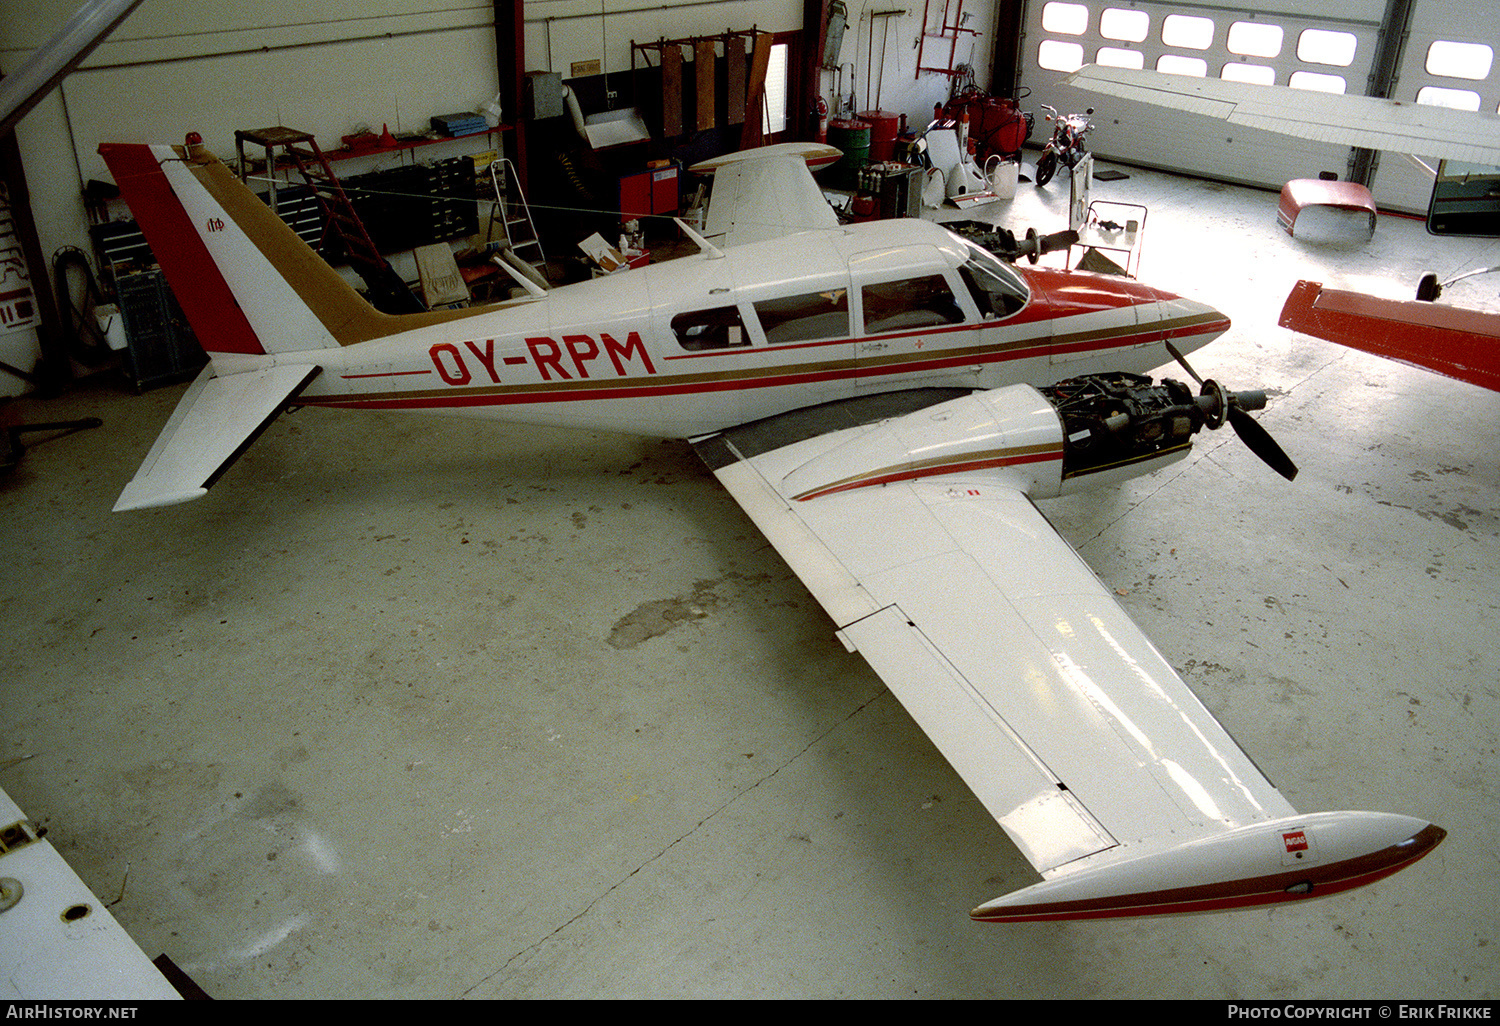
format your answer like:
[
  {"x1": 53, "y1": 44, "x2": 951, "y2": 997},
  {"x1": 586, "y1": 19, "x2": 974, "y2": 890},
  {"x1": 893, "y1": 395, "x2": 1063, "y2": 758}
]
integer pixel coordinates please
[
  {"x1": 840, "y1": 606, "x2": 1116, "y2": 872},
  {"x1": 114, "y1": 362, "x2": 321, "y2": 512},
  {"x1": 710, "y1": 452, "x2": 882, "y2": 630}
]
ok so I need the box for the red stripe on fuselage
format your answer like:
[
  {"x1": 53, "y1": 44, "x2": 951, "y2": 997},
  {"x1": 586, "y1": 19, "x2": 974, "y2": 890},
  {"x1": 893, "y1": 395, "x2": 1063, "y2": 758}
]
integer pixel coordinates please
[
  {"x1": 99, "y1": 144, "x2": 264, "y2": 356},
  {"x1": 341, "y1": 370, "x2": 435, "y2": 379},
  {"x1": 305, "y1": 314, "x2": 1223, "y2": 413}
]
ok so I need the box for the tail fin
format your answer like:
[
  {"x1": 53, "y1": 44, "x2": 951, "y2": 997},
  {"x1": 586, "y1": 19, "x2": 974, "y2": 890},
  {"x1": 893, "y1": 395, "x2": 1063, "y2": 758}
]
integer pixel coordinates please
[
  {"x1": 99, "y1": 141, "x2": 459, "y2": 354},
  {"x1": 101, "y1": 141, "x2": 386, "y2": 510},
  {"x1": 102, "y1": 139, "x2": 499, "y2": 511}
]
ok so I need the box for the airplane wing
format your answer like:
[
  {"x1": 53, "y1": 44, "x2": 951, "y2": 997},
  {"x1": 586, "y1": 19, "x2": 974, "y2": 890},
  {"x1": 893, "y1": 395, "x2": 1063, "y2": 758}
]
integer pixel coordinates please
[
  {"x1": 114, "y1": 362, "x2": 321, "y2": 512},
  {"x1": 1061, "y1": 65, "x2": 1500, "y2": 164},
  {"x1": 692, "y1": 150, "x2": 842, "y2": 247},
  {"x1": 0, "y1": 785, "x2": 183, "y2": 999},
  {"x1": 1280, "y1": 279, "x2": 1500, "y2": 392},
  {"x1": 692, "y1": 386, "x2": 1443, "y2": 921}
]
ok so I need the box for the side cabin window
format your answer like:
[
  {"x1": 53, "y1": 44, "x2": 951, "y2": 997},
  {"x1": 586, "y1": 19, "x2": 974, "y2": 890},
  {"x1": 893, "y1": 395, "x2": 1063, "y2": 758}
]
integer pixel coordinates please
[
  {"x1": 673, "y1": 305, "x2": 751, "y2": 351},
  {"x1": 861, "y1": 275, "x2": 967, "y2": 335},
  {"x1": 754, "y1": 289, "x2": 851, "y2": 344}
]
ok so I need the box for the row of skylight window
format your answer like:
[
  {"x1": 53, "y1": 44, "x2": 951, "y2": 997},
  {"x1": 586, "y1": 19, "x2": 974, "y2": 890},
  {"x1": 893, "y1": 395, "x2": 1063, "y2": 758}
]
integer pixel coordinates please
[{"x1": 1036, "y1": 3, "x2": 1496, "y2": 110}]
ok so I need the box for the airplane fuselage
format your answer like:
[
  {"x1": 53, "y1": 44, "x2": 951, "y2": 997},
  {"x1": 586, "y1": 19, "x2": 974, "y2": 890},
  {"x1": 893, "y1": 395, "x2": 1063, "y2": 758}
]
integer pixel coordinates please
[{"x1": 277, "y1": 219, "x2": 1230, "y2": 438}]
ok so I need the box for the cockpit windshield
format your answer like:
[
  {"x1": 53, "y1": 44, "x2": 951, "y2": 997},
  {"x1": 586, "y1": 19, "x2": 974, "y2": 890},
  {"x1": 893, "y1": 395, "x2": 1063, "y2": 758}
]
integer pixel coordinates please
[{"x1": 952, "y1": 236, "x2": 1030, "y2": 319}]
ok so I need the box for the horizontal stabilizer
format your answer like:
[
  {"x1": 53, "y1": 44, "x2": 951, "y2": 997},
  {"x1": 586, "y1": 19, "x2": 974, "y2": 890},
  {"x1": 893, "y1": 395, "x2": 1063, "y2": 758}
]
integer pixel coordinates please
[
  {"x1": 114, "y1": 363, "x2": 321, "y2": 512},
  {"x1": 971, "y1": 811, "x2": 1445, "y2": 923},
  {"x1": 696, "y1": 152, "x2": 841, "y2": 247}
]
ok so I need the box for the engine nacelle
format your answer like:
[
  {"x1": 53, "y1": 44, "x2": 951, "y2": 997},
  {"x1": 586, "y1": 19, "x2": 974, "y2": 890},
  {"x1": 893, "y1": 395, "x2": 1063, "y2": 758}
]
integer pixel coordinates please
[
  {"x1": 779, "y1": 384, "x2": 1067, "y2": 502},
  {"x1": 779, "y1": 373, "x2": 1231, "y2": 503},
  {"x1": 1041, "y1": 371, "x2": 1229, "y2": 495}
]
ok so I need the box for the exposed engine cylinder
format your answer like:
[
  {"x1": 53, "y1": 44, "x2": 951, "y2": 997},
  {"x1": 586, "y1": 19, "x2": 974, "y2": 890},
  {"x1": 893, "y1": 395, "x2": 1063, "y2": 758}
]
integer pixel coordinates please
[{"x1": 1040, "y1": 372, "x2": 1264, "y2": 482}]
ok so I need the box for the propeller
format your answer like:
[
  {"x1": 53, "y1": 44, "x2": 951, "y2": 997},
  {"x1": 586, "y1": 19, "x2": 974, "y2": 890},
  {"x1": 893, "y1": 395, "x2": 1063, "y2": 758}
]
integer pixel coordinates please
[
  {"x1": 1013, "y1": 226, "x2": 1079, "y2": 264},
  {"x1": 1164, "y1": 341, "x2": 1299, "y2": 481}
]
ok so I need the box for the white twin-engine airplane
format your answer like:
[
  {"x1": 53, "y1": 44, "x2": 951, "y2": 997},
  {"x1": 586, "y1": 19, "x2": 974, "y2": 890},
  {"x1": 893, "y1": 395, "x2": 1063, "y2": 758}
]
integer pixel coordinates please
[{"x1": 100, "y1": 138, "x2": 1443, "y2": 923}]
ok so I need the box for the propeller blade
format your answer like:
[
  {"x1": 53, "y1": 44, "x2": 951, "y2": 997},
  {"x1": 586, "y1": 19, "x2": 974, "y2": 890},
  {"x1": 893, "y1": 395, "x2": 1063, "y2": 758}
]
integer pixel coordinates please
[
  {"x1": 1040, "y1": 229, "x2": 1078, "y2": 254},
  {"x1": 1162, "y1": 342, "x2": 1297, "y2": 480},
  {"x1": 1163, "y1": 340, "x2": 1204, "y2": 386},
  {"x1": 1227, "y1": 405, "x2": 1299, "y2": 481}
]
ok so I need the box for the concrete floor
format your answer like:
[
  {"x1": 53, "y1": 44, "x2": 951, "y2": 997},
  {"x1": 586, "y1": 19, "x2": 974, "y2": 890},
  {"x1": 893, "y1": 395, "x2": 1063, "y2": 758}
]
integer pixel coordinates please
[{"x1": 2, "y1": 161, "x2": 1496, "y2": 1000}]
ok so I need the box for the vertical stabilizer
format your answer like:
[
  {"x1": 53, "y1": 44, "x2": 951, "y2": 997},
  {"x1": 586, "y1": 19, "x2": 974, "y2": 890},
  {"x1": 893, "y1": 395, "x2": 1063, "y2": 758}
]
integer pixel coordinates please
[
  {"x1": 99, "y1": 141, "x2": 466, "y2": 354},
  {"x1": 99, "y1": 143, "x2": 269, "y2": 355}
]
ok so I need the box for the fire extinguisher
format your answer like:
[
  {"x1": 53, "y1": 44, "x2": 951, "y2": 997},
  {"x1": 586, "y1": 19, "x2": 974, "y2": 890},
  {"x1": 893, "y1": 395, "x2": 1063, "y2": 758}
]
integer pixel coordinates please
[{"x1": 815, "y1": 97, "x2": 829, "y2": 143}]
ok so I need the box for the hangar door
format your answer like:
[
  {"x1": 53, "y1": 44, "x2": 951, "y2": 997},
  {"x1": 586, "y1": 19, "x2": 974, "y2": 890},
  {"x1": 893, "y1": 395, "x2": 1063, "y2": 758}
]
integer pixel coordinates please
[
  {"x1": 1367, "y1": 1, "x2": 1500, "y2": 213},
  {"x1": 1017, "y1": 0, "x2": 1498, "y2": 214}
]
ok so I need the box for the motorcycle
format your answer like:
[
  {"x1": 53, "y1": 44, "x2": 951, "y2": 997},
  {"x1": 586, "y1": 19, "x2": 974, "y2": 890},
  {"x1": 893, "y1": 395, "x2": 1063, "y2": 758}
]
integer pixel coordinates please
[{"x1": 1034, "y1": 104, "x2": 1094, "y2": 188}]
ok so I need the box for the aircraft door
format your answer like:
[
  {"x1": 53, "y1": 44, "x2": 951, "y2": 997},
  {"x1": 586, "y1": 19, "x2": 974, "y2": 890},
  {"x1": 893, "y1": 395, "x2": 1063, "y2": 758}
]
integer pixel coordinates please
[{"x1": 851, "y1": 269, "x2": 974, "y2": 392}]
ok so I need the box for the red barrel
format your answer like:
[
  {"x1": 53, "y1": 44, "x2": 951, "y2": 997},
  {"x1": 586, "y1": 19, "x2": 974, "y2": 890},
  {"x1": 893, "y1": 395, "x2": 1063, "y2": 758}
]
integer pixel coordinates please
[
  {"x1": 857, "y1": 110, "x2": 901, "y2": 161},
  {"x1": 980, "y1": 97, "x2": 1029, "y2": 156}
]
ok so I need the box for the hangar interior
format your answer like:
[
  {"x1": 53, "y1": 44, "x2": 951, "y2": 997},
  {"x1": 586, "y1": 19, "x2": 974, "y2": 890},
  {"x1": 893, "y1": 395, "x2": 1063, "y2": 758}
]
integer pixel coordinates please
[{"x1": 0, "y1": 0, "x2": 1496, "y2": 1002}]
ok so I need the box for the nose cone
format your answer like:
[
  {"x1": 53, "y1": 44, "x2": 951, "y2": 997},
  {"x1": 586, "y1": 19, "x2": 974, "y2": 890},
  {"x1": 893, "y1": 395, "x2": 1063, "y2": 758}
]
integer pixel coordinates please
[{"x1": 1154, "y1": 290, "x2": 1231, "y2": 359}]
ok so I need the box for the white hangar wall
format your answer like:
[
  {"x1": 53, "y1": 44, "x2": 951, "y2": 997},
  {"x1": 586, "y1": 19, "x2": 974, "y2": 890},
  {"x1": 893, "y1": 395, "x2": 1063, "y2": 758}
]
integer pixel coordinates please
[
  {"x1": 4, "y1": 0, "x2": 1490, "y2": 391},
  {"x1": 4, "y1": 0, "x2": 1495, "y2": 262},
  {"x1": 0, "y1": 0, "x2": 997, "y2": 292}
]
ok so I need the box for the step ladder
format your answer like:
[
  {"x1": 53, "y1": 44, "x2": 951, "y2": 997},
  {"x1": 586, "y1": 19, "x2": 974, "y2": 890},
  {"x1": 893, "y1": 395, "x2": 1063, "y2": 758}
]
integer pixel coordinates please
[
  {"x1": 486, "y1": 158, "x2": 546, "y2": 276},
  {"x1": 234, "y1": 127, "x2": 425, "y2": 314}
]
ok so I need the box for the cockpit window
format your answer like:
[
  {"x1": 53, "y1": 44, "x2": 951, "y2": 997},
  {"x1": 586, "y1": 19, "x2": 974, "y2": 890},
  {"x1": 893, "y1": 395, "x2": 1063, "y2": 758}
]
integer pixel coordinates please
[{"x1": 956, "y1": 240, "x2": 1029, "y2": 318}]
